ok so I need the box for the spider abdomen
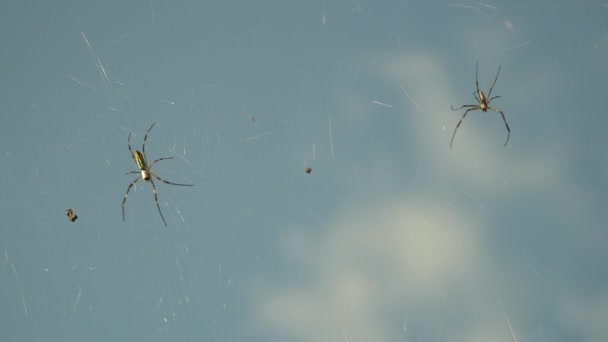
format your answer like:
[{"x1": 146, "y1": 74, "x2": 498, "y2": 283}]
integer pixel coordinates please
[
  {"x1": 478, "y1": 91, "x2": 488, "y2": 111},
  {"x1": 133, "y1": 150, "x2": 147, "y2": 170}
]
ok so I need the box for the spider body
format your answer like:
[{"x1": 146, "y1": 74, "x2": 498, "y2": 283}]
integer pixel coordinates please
[
  {"x1": 450, "y1": 61, "x2": 510, "y2": 149},
  {"x1": 132, "y1": 151, "x2": 152, "y2": 181},
  {"x1": 122, "y1": 123, "x2": 193, "y2": 226},
  {"x1": 132, "y1": 150, "x2": 146, "y2": 171},
  {"x1": 476, "y1": 90, "x2": 488, "y2": 111}
]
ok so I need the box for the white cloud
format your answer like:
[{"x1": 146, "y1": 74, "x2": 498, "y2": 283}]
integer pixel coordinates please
[
  {"x1": 559, "y1": 293, "x2": 608, "y2": 342},
  {"x1": 255, "y1": 199, "x2": 489, "y2": 341}
]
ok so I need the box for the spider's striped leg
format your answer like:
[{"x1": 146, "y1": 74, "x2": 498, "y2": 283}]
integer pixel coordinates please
[
  {"x1": 125, "y1": 171, "x2": 139, "y2": 175},
  {"x1": 487, "y1": 95, "x2": 502, "y2": 104},
  {"x1": 489, "y1": 107, "x2": 510, "y2": 147},
  {"x1": 122, "y1": 177, "x2": 141, "y2": 222},
  {"x1": 450, "y1": 108, "x2": 478, "y2": 149},
  {"x1": 149, "y1": 179, "x2": 167, "y2": 227},
  {"x1": 451, "y1": 104, "x2": 478, "y2": 111},
  {"x1": 487, "y1": 65, "x2": 502, "y2": 98},
  {"x1": 127, "y1": 132, "x2": 134, "y2": 156},
  {"x1": 148, "y1": 157, "x2": 173, "y2": 170},
  {"x1": 142, "y1": 123, "x2": 156, "y2": 160},
  {"x1": 152, "y1": 173, "x2": 194, "y2": 187}
]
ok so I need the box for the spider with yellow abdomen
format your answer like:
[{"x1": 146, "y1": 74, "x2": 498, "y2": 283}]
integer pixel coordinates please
[
  {"x1": 450, "y1": 61, "x2": 511, "y2": 149},
  {"x1": 122, "y1": 123, "x2": 193, "y2": 226}
]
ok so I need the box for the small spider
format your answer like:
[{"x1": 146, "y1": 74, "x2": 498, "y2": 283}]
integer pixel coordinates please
[
  {"x1": 66, "y1": 208, "x2": 78, "y2": 222},
  {"x1": 305, "y1": 167, "x2": 312, "y2": 174},
  {"x1": 450, "y1": 61, "x2": 511, "y2": 149},
  {"x1": 122, "y1": 123, "x2": 193, "y2": 226}
]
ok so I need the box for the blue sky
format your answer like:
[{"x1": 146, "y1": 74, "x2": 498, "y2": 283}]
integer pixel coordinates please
[{"x1": 1, "y1": 0, "x2": 608, "y2": 341}]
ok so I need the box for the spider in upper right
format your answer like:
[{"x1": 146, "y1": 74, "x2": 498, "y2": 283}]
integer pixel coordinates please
[{"x1": 450, "y1": 61, "x2": 511, "y2": 149}]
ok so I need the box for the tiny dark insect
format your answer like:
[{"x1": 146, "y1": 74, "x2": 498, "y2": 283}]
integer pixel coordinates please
[
  {"x1": 305, "y1": 167, "x2": 312, "y2": 174},
  {"x1": 251, "y1": 117, "x2": 256, "y2": 122},
  {"x1": 66, "y1": 208, "x2": 78, "y2": 222}
]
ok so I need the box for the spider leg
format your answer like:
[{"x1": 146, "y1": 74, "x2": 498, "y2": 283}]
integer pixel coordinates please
[
  {"x1": 489, "y1": 107, "x2": 510, "y2": 147},
  {"x1": 141, "y1": 123, "x2": 156, "y2": 162},
  {"x1": 152, "y1": 173, "x2": 194, "y2": 187},
  {"x1": 473, "y1": 91, "x2": 481, "y2": 103},
  {"x1": 149, "y1": 178, "x2": 168, "y2": 227},
  {"x1": 487, "y1": 65, "x2": 501, "y2": 99},
  {"x1": 148, "y1": 157, "x2": 173, "y2": 170},
  {"x1": 475, "y1": 61, "x2": 480, "y2": 95},
  {"x1": 450, "y1": 107, "x2": 478, "y2": 149},
  {"x1": 451, "y1": 104, "x2": 478, "y2": 111},
  {"x1": 487, "y1": 95, "x2": 502, "y2": 104},
  {"x1": 127, "y1": 132, "x2": 134, "y2": 156},
  {"x1": 125, "y1": 170, "x2": 140, "y2": 175},
  {"x1": 122, "y1": 177, "x2": 141, "y2": 222}
]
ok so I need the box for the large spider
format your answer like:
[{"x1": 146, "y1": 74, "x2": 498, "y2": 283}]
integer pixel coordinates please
[
  {"x1": 450, "y1": 61, "x2": 511, "y2": 149},
  {"x1": 122, "y1": 123, "x2": 193, "y2": 226}
]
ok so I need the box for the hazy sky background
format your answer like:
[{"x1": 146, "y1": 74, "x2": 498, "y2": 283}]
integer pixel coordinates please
[{"x1": 1, "y1": 0, "x2": 608, "y2": 341}]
